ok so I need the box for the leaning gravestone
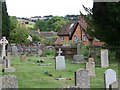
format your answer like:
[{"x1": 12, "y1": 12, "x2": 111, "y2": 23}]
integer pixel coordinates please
[
  {"x1": 86, "y1": 58, "x2": 96, "y2": 77},
  {"x1": 74, "y1": 69, "x2": 90, "y2": 88},
  {"x1": 109, "y1": 80, "x2": 120, "y2": 90},
  {"x1": 55, "y1": 48, "x2": 65, "y2": 70},
  {"x1": 101, "y1": 49, "x2": 109, "y2": 68},
  {"x1": 1, "y1": 75, "x2": 18, "y2": 88},
  {"x1": 104, "y1": 69, "x2": 117, "y2": 88}
]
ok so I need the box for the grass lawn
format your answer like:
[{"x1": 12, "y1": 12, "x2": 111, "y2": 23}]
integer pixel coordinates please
[{"x1": 1, "y1": 54, "x2": 119, "y2": 88}]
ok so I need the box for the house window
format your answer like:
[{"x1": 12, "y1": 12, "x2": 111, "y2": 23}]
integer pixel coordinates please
[
  {"x1": 82, "y1": 34, "x2": 87, "y2": 41},
  {"x1": 61, "y1": 36, "x2": 64, "y2": 41},
  {"x1": 74, "y1": 35, "x2": 78, "y2": 43}
]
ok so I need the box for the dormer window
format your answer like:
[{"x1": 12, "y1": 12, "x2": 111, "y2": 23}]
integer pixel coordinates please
[{"x1": 82, "y1": 34, "x2": 87, "y2": 41}]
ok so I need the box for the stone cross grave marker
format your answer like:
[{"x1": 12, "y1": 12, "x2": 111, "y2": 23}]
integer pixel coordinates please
[
  {"x1": 86, "y1": 58, "x2": 96, "y2": 77},
  {"x1": 57, "y1": 48, "x2": 62, "y2": 56},
  {"x1": 55, "y1": 48, "x2": 65, "y2": 70},
  {"x1": 101, "y1": 49, "x2": 109, "y2": 68},
  {"x1": 74, "y1": 69, "x2": 90, "y2": 88},
  {"x1": 104, "y1": 69, "x2": 117, "y2": 88},
  {"x1": 0, "y1": 37, "x2": 8, "y2": 59}
]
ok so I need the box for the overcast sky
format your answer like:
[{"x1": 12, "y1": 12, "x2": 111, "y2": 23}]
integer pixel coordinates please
[{"x1": 6, "y1": 0, "x2": 93, "y2": 18}]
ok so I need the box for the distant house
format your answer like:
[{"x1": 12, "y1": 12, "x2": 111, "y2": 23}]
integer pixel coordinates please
[
  {"x1": 29, "y1": 29, "x2": 57, "y2": 45},
  {"x1": 55, "y1": 16, "x2": 104, "y2": 46}
]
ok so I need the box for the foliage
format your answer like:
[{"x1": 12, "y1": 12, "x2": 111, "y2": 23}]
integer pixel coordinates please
[
  {"x1": 82, "y1": 3, "x2": 120, "y2": 59},
  {"x1": 44, "y1": 48, "x2": 55, "y2": 55},
  {"x1": 10, "y1": 16, "x2": 18, "y2": 30},
  {"x1": 2, "y1": 2, "x2": 10, "y2": 39},
  {"x1": 34, "y1": 16, "x2": 69, "y2": 32},
  {"x1": 32, "y1": 34, "x2": 41, "y2": 42},
  {"x1": 0, "y1": 1, "x2": 2, "y2": 37},
  {"x1": 10, "y1": 25, "x2": 29, "y2": 44},
  {"x1": 40, "y1": 36, "x2": 58, "y2": 45}
]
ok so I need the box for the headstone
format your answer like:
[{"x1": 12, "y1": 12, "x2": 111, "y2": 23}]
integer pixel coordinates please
[
  {"x1": 55, "y1": 48, "x2": 65, "y2": 70},
  {"x1": 0, "y1": 37, "x2": 8, "y2": 59},
  {"x1": 101, "y1": 49, "x2": 109, "y2": 68},
  {"x1": 38, "y1": 49, "x2": 42, "y2": 56},
  {"x1": 20, "y1": 55, "x2": 27, "y2": 62},
  {"x1": 11, "y1": 44, "x2": 18, "y2": 57},
  {"x1": 72, "y1": 42, "x2": 86, "y2": 64},
  {"x1": 73, "y1": 55, "x2": 85, "y2": 63},
  {"x1": 1, "y1": 75, "x2": 18, "y2": 88},
  {"x1": 104, "y1": 69, "x2": 116, "y2": 88},
  {"x1": 74, "y1": 69, "x2": 90, "y2": 88},
  {"x1": 109, "y1": 80, "x2": 120, "y2": 90},
  {"x1": 86, "y1": 58, "x2": 96, "y2": 77}
]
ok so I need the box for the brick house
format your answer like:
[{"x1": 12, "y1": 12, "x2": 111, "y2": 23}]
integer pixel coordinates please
[{"x1": 55, "y1": 16, "x2": 104, "y2": 46}]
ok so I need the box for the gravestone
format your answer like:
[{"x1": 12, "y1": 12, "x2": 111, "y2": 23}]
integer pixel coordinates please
[
  {"x1": 104, "y1": 69, "x2": 116, "y2": 88},
  {"x1": 55, "y1": 48, "x2": 65, "y2": 70},
  {"x1": 109, "y1": 80, "x2": 120, "y2": 90},
  {"x1": 20, "y1": 54, "x2": 27, "y2": 62},
  {"x1": 38, "y1": 49, "x2": 42, "y2": 56},
  {"x1": 11, "y1": 44, "x2": 18, "y2": 57},
  {"x1": 0, "y1": 37, "x2": 8, "y2": 59},
  {"x1": 72, "y1": 42, "x2": 86, "y2": 64},
  {"x1": 75, "y1": 69, "x2": 90, "y2": 88},
  {"x1": 86, "y1": 58, "x2": 96, "y2": 77},
  {"x1": 101, "y1": 49, "x2": 109, "y2": 68},
  {"x1": 1, "y1": 75, "x2": 18, "y2": 88}
]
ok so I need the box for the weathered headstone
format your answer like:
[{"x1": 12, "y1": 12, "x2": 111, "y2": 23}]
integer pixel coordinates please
[
  {"x1": 55, "y1": 48, "x2": 65, "y2": 70},
  {"x1": 38, "y1": 49, "x2": 42, "y2": 56},
  {"x1": 104, "y1": 69, "x2": 116, "y2": 88},
  {"x1": 86, "y1": 58, "x2": 96, "y2": 77},
  {"x1": 109, "y1": 80, "x2": 120, "y2": 90},
  {"x1": 0, "y1": 37, "x2": 8, "y2": 59},
  {"x1": 20, "y1": 55, "x2": 27, "y2": 62},
  {"x1": 73, "y1": 42, "x2": 86, "y2": 64},
  {"x1": 1, "y1": 75, "x2": 18, "y2": 88},
  {"x1": 73, "y1": 55, "x2": 85, "y2": 64},
  {"x1": 11, "y1": 44, "x2": 18, "y2": 57},
  {"x1": 75, "y1": 69, "x2": 90, "y2": 88},
  {"x1": 101, "y1": 49, "x2": 109, "y2": 68}
]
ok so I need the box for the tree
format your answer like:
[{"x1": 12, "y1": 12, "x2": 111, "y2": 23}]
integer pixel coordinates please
[
  {"x1": 10, "y1": 25, "x2": 29, "y2": 44},
  {"x1": 0, "y1": 1, "x2": 2, "y2": 37},
  {"x1": 34, "y1": 20, "x2": 47, "y2": 31},
  {"x1": 10, "y1": 16, "x2": 18, "y2": 30},
  {"x1": 84, "y1": 2, "x2": 120, "y2": 59},
  {"x1": 47, "y1": 16, "x2": 69, "y2": 32},
  {"x1": 34, "y1": 16, "x2": 69, "y2": 32},
  {"x1": 2, "y1": 1, "x2": 10, "y2": 39}
]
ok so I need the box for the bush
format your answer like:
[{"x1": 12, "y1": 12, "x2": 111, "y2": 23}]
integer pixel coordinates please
[{"x1": 44, "y1": 48, "x2": 55, "y2": 56}]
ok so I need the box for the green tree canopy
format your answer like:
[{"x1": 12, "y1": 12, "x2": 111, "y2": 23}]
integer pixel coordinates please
[
  {"x1": 34, "y1": 16, "x2": 69, "y2": 32},
  {"x1": 10, "y1": 16, "x2": 18, "y2": 30},
  {"x1": 10, "y1": 25, "x2": 29, "y2": 44},
  {"x1": 2, "y1": 1, "x2": 10, "y2": 39}
]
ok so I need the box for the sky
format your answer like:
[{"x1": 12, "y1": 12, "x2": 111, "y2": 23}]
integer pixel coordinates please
[{"x1": 6, "y1": 0, "x2": 93, "y2": 18}]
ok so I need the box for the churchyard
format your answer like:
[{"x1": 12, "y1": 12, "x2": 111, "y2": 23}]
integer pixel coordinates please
[{"x1": 0, "y1": 37, "x2": 119, "y2": 89}]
